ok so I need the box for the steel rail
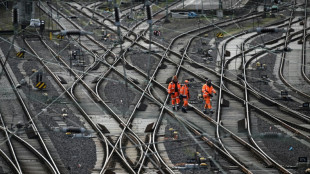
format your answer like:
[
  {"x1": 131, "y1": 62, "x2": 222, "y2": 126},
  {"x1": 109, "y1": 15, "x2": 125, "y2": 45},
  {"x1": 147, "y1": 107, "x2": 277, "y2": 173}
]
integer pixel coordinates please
[
  {"x1": 39, "y1": 3, "x2": 168, "y2": 172},
  {"x1": 0, "y1": 114, "x2": 21, "y2": 174},
  {"x1": 43, "y1": 2, "x2": 308, "y2": 173},
  {"x1": 39, "y1": 4, "x2": 147, "y2": 171},
  {"x1": 241, "y1": 39, "x2": 291, "y2": 173},
  {"x1": 36, "y1": 32, "x2": 166, "y2": 173},
  {"x1": 0, "y1": 124, "x2": 57, "y2": 174},
  {"x1": 185, "y1": 29, "x2": 310, "y2": 123},
  {"x1": 301, "y1": 0, "x2": 310, "y2": 83},
  {"x1": 0, "y1": 145, "x2": 19, "y2": 173},
  {"x1": 94, "y1": 25, "x2": 306, "y2": 173},
  {"x1": 278, "y1": 1, "x2": 310, "y2": 99},
  {"x1": 22, "y1": 38, "x2": 137, "y2": 174},
  {"x1": 0, "y1": 113, "x2": 22, "y2": 173}
]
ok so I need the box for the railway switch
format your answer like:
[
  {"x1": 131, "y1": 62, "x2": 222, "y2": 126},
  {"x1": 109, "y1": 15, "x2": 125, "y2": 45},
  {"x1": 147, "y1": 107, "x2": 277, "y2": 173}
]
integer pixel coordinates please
[
  {"x1": 97, "y1": 123, "x2": 110, "y2": 134},
  {"x1": 25, "y1": 124, "x2": 38, "y2": 139},
  {"x1": 144, "y1": 122, "x2": 154, "y2": 132},
  {"x1": 280, "y1": 90, "x2": 291, "y2": 100},
  {"x1": 224, "y1": 50, "x2": 230, "y2": 57},
  {"x1": 237, "y1": 119, "x2": 247, "y2": 132},
  {"x1": 220, "y1": 98, "x2": 229, "y2": 107}
]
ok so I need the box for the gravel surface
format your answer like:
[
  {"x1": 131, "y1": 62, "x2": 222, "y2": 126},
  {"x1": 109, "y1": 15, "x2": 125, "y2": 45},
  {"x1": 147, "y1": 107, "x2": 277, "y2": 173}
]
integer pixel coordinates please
[
  {"x1": 245, "y1": 22, "x2": 310, "y2": 174},
  {"x1": 247, "y1": 37, "x2": 310, "y2": 114},
  {"x1": 101, "y1": 73, "x2": 139, "y2": 118},
  {"x1": 163, "y1": 119, "x2": 230, "y2": 174},
  {"x1": 0, "y1": 151, "x2": 12, "y2": 174},
  {"x1": 128, "y1": 50, "x2": 160, "y2": 75},
  {"x1": 254, "y1": 115, "x2": 310, "y2": 173}
]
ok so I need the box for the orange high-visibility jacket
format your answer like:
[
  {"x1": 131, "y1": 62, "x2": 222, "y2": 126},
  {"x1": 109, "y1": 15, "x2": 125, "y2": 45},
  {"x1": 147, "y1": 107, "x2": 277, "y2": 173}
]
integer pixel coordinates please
[
  {"x1": 168, "y1": 82, "x2": 181, "y2": 94},
  {"x1": 202, "y1": 84, "x2": 216, "y2": 98},
  {"x1": 180, "y1": 84, "x2": 190, "y2": 98}
]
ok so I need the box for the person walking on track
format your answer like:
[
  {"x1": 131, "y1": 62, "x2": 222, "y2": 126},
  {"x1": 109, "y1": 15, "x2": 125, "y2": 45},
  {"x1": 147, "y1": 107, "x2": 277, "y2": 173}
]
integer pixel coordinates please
[
  {"x1": 168, "y1": 75, "x2": 181, "y2": 111},
  {"x1": 202, "y1": 79, "x2": 216, "y2": 114},
  {"x1": 180, "y1": 80, "x2": 190, "y2": 113}
]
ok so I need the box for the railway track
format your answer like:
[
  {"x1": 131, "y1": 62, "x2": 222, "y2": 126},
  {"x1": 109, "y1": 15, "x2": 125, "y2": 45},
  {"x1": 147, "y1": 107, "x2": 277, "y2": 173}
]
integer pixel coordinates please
[
  {"x1": 39, "y1": 2, "x2": 180, "y2": 173},
  {"x1": 2, "y1": 0, "x2": 309, "y2": 173},
  {"x1": 0, "y1": 41, "x2": 61, "y2": 173},
  {"x1": 39, "y1": 1, "x2": 260, "y2": 173},
  {"x1": 279, "y1": 0, "x2": 310, "y2": 99}
]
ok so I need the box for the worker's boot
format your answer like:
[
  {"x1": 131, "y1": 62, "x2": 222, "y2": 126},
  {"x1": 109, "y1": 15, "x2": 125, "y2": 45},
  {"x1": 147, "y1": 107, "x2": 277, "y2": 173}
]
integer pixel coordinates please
[
  {"x1": 203, "y1": 109, "x2": 208, "y2": 114},
  {"x1": 176, "y1": 105, "x2": 180, "y2": 111},
  {"x1": 182, "y1": 106, "x2": 187, "y2": 113},
  {"x1": 210, "y1": 109, "x2": 214, "y2": 114},
  {"x1": 172, "y1": 105, "x2": 175, "y2": 111}
]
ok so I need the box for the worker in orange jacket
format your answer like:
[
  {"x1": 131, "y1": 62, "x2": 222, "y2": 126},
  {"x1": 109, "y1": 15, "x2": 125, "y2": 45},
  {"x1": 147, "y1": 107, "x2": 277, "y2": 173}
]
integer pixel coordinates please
[
  {"x1": 168, "y1": 76, "x2": 181, "y2": 111},
  {"x1": 202, "y1": 79, "x2": 216, "y2": 114},
  {"x1": 180, "y1": 80, "x2": 190, "y2": 113}
]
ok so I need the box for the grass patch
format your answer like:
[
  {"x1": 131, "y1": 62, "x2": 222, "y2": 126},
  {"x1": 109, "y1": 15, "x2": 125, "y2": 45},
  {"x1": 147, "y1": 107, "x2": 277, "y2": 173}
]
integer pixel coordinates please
[{"x1": 0, "y1": 7, "x2": 14, "y2": 30}]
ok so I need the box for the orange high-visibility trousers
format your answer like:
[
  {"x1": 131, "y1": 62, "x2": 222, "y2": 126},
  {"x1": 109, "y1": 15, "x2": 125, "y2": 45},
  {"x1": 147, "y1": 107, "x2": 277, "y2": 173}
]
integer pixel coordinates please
[
  {"x1": 204, "y1": 98, "x2": 212, "y2": 109},
  {"x1": 171, "y1": 92, "x2": 180, "y2": 105},
  {"x1": 183, "y1": 97, "x2": 189, "y2": 107}
]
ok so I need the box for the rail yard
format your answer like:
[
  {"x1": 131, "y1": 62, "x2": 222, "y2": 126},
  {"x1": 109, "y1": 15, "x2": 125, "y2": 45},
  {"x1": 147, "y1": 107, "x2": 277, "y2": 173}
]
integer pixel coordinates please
[{"x1": 0, "y1": 0, "x2": 310, "y2": 173}]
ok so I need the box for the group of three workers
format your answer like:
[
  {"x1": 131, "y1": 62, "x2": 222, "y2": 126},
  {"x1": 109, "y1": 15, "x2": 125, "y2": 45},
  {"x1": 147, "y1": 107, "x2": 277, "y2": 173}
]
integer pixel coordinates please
[{"x1": 167, "y1": 75, "x2": 216, "y2": 114}]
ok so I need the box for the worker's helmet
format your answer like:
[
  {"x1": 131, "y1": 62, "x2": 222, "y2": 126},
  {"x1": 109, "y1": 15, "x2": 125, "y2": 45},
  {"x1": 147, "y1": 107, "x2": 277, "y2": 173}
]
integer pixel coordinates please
[
  {"x1": 172, "y1": 75, "x2": 178, "y2": 82},
  {"x1": 184, "y1": 80, "x2": 189, "y2": 84},
  {"x1": 207, "y1": 79, "x2": 212, "y2": 86}
]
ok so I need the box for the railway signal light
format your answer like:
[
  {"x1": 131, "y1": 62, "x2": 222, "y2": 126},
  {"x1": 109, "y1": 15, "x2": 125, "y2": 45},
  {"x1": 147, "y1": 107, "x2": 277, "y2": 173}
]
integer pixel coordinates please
[
  {"x1": 72, "y1": 51, "x2": 77, "y2": 59},
  {"x1": 40, "y1": 20, "x2": 45, "y2": 32},
  {"x1": 12, "y1": 8, "x2": 18, "y2": 25},
  {"x1": 114, "y1": 7, "x2": 120, "y2": 25},
  {"x1": 146, "y1": 3, "x2": 152, "y2": 22},
  {"x1": 36, "y1": 71, "x2": 43, "y2": 83}
]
